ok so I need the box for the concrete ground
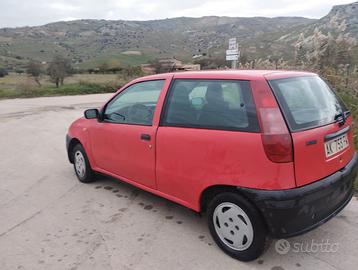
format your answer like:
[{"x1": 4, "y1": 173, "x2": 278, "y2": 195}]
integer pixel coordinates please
[{"x1": 0, "y1": 94, "x2": 357, "y2": 270}]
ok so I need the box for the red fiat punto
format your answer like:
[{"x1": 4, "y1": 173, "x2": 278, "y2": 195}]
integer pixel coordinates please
[{"x1": 66, "y1": 70, "x2": 357, "y2": 261}]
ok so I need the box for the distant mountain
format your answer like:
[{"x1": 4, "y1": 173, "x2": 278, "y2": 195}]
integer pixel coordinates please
[
  {"x1": 0, "y1": 1, "x2": 357, "y2": 70},
  {"x1": 271, "y1": 1, "x2": 358, "y2": 67},
  {"x1": 273, "y1": 2, "x2": 358, "y2": 47}
]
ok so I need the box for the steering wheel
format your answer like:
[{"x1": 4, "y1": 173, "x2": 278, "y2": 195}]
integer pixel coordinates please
[{"x1": 128, "y1": 104, "x2": 151, "y2": 124}]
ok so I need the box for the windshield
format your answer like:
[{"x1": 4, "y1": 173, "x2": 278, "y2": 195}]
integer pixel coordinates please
[{"x1": 269, "y1": 76, "x2": 348, "y2": 131}]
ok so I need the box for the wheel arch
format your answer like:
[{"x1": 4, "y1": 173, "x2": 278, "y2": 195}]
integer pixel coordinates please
[
  {"x1": 200, "y1": 185, "x2": 242, "y2": 212},
  {"x1": 67, "y1": 137, "x2": 82, "y2": 163},
  {"x1": 199, "y1": 185, "x2": 262, "y2": 215},
  {"x1": 199, "y1": 184, "x2": 270, "y2": 233}
]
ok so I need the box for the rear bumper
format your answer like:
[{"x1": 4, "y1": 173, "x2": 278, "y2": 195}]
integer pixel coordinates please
[{"x1": 239, "y1": 152, "x2": 358, "y2": 238}]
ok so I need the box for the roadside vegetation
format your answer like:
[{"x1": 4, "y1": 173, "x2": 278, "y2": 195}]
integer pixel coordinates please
[
  {"x1": 0, "y1": 73, "x2": 128, "y2": 98},
  {"x1": 0, "y1": 55, "x2": 145, "y2": 99},
  {"x1": 0, "y1": 67, "x2": 8, "y2": 77},
  {"x1": 337, "y1": 88, "x2": 358, "y2": 192}
]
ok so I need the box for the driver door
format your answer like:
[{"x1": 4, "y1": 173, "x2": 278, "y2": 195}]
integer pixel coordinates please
[{"x1": 90, "y1": 79, "x2": 165, "y2": 189}]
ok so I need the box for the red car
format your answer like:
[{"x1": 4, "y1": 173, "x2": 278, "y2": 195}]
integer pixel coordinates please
[{"x1": 66, "y1": 70, "x2": 357, "y2": 261}]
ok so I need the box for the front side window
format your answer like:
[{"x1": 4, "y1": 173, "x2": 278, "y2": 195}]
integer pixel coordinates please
[
  {"x1": 269, "y1": 76, "x2": 348, "y2": 131},
  {"x1": 162, "y1": 79, "x2": 259, "y2": 132},
  {"x1": 104, "y1": 80, "x2": 164, "y2": 125}
]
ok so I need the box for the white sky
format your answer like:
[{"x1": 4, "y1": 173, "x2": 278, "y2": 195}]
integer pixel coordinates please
[{"x1": 0, "y1": 0, "x2": 355, "y2": 28}]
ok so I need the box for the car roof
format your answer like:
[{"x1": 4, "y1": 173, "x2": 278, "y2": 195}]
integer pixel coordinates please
[{"x1": 138, "y1": 70, "x2": 316, "y2": 81}]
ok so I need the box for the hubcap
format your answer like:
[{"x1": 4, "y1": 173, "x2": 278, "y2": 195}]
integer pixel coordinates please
[
  {"x1": 74, "y1": 150, "x2": 86, "y2": 178},
  {"x1": 213, "y1": 202, "x2": 254, "y2": 251}
]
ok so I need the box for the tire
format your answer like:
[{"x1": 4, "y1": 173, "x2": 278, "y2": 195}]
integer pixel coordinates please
[
  {"x1": 207, "y1": 192, "x2": 267, "y2": 261},
  {"x1": 72, "y1": 144, "x2": 96, "y2": 183}
]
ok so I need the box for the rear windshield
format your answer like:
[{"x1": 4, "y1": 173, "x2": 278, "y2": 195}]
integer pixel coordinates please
[{"x1": 269, "y1": 76, "x2": 348, "y2": 131}]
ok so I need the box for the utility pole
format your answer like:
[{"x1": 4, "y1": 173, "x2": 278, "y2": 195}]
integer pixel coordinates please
[{"x1": 232, "y1": 59, "x2": 237, "y2": 69}]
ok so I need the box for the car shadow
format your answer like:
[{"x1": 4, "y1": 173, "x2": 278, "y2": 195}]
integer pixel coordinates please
[{"x1": 86, "y1": 173, "x2": 357, "y2": 269}]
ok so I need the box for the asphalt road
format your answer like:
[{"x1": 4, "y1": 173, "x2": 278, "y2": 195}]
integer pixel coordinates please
[{"x1": 0, "y1": 94, "x2": 358, "y2": 270}]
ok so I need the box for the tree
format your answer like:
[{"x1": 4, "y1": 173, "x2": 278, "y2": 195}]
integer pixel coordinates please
[
  {"x1": 99, "y1": 63, "x2": 109, "y2": 74},
  {"x1": 108, "y1": 59, "x2": 121, "y2": 73},
  {"x1": 27, "y1": 60, "x2": 43, "y2": 86},
  {"x1": 121, "y1": 66, "x2": 144, "y2": 79},
  {"x1": 149, "y1": 59, "x2": 170, "y2": 73},
  {"x1": 15, "y1": 69, "x2": 24, "y2": 75},
  {"x1": 0, "y1": 67, "x2": 8, "y2": 78},
  {"x1": 318, "y1": 32, "x2": 337, "y2": 70},
  {"x1": 47, "y1": 55, "x2": 72, "y2": 88},
  {"x1": 335, "y1": 34, "x2": 355, "y2": 68},
  {"x1": 295, "y1": 33, "x2": 308, "y2": 67},
  {"x1": 310, "y1": 28, "x2": 331, "y2": 71},
  {"x1": 193, "y1": 57, "x2": 226, "y2": 70},
  {"x1": 269, "y1": 55, "x2": 281, "y2": 69},
  {"x1": 239, "y1": 53, "x2": 249, "y2": 67}
]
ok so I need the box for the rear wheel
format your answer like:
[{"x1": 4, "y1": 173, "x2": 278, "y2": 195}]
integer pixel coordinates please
[
  {"x1": 72, "y1": 144, "x2": 95, "y2": 183},
  {"x1": 207, "y1": 192, "x2": 266, "y2": 261}
]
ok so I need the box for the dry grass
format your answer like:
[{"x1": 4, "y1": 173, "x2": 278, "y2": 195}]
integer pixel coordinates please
[
  {"x1": 0, "y1": 74, "x2": 29, "y2": 89},
  {"x1": 53, "y1": 74, "x2": 121, "y2": 85},
  {"x1": 0, "y1": 73, "x2": 122, "y2": 91},
  {"x1": 0, "y1": 73, "x2": 127, "y2": 99}
]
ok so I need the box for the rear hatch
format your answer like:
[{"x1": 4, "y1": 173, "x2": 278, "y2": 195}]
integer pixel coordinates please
[{"x1": 268, "y1": 75, "x2": 355, "y2": 187}]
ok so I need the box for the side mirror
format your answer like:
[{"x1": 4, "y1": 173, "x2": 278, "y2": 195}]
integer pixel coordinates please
[{"x1": 84, "y1": 108, "x2": 99, "y2": 119}]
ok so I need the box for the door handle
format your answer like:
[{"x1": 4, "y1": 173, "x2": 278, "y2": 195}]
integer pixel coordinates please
[{"x1": 140, "y1": 134, "x2": 151, "y2": 141}]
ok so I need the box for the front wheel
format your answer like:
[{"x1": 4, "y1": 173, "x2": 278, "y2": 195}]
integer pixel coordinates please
[
  {"x1": 207, "y1": 192, "x2": 267, "y2": 261},
  {"x1": 72, "y1": 144, "x2": 95, "y2": 183}
]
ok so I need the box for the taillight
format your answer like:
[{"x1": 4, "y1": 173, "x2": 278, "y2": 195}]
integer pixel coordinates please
[
  {"x1": 251, "y1": 82, "x2": 293, "y2": 163},
  {"x1": 259, "y1": 108, "x2": 293, "y2": 162}
]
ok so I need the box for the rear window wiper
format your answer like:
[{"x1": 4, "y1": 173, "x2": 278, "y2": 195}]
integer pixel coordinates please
[
  {"x1": 335, "y1": 110, "x2": 350, "y2": 126},
  {"x1": 344, "y1": 110, "x2": 351, "y2": 118}
]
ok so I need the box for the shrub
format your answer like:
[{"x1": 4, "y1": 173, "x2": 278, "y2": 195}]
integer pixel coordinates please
[
  {"x1": 15, "y1": 83, "x2": 39, "y2": 97},
  {"x1": 0, "y1": 67, "x2": 8, "y2": 77}
]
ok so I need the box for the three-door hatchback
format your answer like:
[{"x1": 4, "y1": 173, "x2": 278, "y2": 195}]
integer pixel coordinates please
[{"x1": 66, "y1": 70, "x2": 358, "y2": 261}]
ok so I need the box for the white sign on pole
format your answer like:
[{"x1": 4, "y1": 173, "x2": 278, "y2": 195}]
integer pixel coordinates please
[
  {"x1": 226, "y1": 54, "x2": 239, "y2": 61},
  {"x1": 226, "y1": 49, "x2": 239, "y2": 55},
  {"x1": 228, "y1": 38, "x2": 238, "y2": 50},
  {"x1": 227, "y1": 37, "x2": 239, "y2": 68}
]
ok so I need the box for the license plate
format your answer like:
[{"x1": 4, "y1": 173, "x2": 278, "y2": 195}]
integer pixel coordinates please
[{"x1": 325, "y1": 134, "x2": 349, "y2": 157}]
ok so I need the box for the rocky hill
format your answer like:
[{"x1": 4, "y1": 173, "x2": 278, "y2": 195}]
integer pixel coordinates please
[{"x1": 274, "y1": 2, "x2": 358, "y2": 48}]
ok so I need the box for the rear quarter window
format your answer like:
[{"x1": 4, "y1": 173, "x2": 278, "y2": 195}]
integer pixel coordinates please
[{"x1": 161, "y1": 79, "x2": 259, "y2": 132}]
